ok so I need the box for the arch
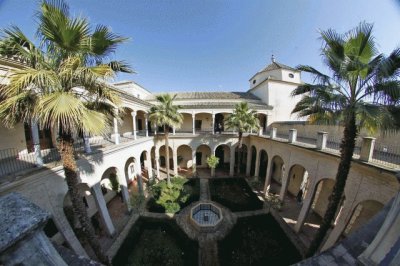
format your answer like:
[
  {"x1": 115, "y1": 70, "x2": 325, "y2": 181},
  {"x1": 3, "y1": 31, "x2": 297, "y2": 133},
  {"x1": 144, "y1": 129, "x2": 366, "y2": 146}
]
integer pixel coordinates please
[
  {"x1": 268, "y1": 155, "x2": 285, "y2": 194},
  {"x1": 136, "y1": 110, "x2": 147, "y2": 136},
  {"x1": 214, "y1": 112, "x2": 231, "y2": 133},
  {"x1": 343, "y1": 200, "x2": 384, "y2": 236},
  {"x1": 257, "y1": 113, "x2": 267, "y2": 133},
  {"x1": 178, "y1": 113, "x2": 194, "y2": 133},
  {"x1": 195, "y1": 144, "x2": 211, "y2": 168},
  {"x1": 124, "y1": 157, "x2": 136, "y2": 185},
  {"x1": 258, "y1": 149, "x2": 268, "y2": 181},
  {"x1": 159, "y1": 145, "x2": 173, "y2": 169},
  {"x1": 250, "y1": 145, "x2": 257, "y2": 176},
  {"x1": 235, "y1": 144, "x2": 248, "y2": 174},
  {"x1": 177, "y1": 144, "x2": 193, "y2": 173},
  {"x1": 119, "y1": 107, "x2": 134, "y2": 137},
  {"x1": 311, "y1": 178, "x2": 336, "y2": 218},
  {"x1": 194, "y1": 112, "x2": 213, "y2": 133},
  {"x1": 215, "y1": 144, "x2": 230, "y2": 171},
  {"x1": 286, "y1": 164, "x2": 310, "y2": 200},
  {"x1": 140, "y1": 150, "x2": 151, "y2": 179}
]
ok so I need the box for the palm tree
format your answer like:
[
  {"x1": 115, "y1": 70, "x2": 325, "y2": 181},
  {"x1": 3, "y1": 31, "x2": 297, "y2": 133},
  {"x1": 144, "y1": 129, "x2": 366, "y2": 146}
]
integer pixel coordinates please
[
  {"x1": 291, "y1": 22, "x2": 400, "y2": 256},
  {"x1": 149, "y1": 94, "x2": 183, "y2": 185},
  {"x1": 225, "y1": 102, "x2": 260, "y2": 175},
  {"x1": 0, "y1": 1, "x2": 132, "y2": 264}
]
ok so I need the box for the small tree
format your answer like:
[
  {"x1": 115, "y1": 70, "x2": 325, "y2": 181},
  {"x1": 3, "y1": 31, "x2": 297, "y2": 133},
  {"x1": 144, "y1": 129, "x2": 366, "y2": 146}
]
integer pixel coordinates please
[{"x1": 207, "y1": 155, "x2": 219, "y2": 177}]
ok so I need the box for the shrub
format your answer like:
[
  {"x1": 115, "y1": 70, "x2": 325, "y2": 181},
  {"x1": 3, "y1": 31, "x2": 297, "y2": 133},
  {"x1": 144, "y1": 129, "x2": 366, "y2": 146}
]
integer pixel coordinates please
[
  {"x1": 109, "y1": 172, "x2": 120, "y2": 192},
  {"x1": 130, "y1": 193, "x2": 146, "y2": 213},
  {"x1": 148, "y1": 176, "x2": 190, "y2": 213},
  {"x1": 265, "y1": 193, "x2": 283, "y2": 211},
  {"x1": 206, "y1": 155, "x2": 219, "y2": 169}
]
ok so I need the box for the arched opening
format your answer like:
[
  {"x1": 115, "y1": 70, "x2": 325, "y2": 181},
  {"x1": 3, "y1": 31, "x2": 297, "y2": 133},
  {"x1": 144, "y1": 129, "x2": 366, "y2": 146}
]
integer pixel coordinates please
[
  {"x1": 259, "y1": 149, "x2": 268, "y2": 181},
  {"x1": 140, "y1": 150, "x2": 151, "y2": 181},
  {"x1": 136, "y1": 110, "x2": 147, "y2": 136},
  {"x1": 159, "y1": 145, "x2": 174, "y2": 171},
  {"x1": 214, "y1": 112, "x2": 230, "y2": 133},
  {"x1": 194, "y1": 113, "x2": 213, "y2": 133},
  {"x1": 177, "y1": 144, "x2": 193, "y2": 177},
  {"x1": 257, "y1": 113, "x2": 267, "y2": 134},
  {"x1": 120, "y1": 107, "x2": 134, "y2": 138},
  {"x1": 250, "y1": 146, "x2": 257, "y2": 176},
  {"x1": 177, "y1": 113, "x2": 193, "y2": 133},
  {"x1": 215, "y1": 144, "x2": 230, "y2": 176},
  {"x1": 124, "y1": 157, "x2": 137, "y2": 193},
  {"x1": 100, "y1": 167, "x2": 128, "y2": 228},
  {"x1": 300, "y1": 178, "x2": 336, "y2": 240},
  {"x1": 195, "y1": 144, "x2": 211, "y2": 177},
  {"x1": 343, "y1": 200, "x2": 384, "y2": 237},
  {"x1": 235, "y1": 144, "x2": 248, "y2": 174},
  {"x1": 268, "y1": 155, "x2": 285, "y2": 194},
  {"x1": 286, "y1": 164, "x2": 310, "y2": 200}
]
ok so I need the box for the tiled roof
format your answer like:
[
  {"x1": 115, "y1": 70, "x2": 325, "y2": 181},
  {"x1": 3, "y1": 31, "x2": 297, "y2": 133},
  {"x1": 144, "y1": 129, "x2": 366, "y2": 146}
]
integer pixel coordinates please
[
  {"x1": 178, "y1": 102, "x2": 272, "y2": 110},
  {"x1": 259, "y1": 61, "x2": 297, "y2": 72},
  {"x1": 146, "y1": 91, "x2": 260, "y2": 101}
]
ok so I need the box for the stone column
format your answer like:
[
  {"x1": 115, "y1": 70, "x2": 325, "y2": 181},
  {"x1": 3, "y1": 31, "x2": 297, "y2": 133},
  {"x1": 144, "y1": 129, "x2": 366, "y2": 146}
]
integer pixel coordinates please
[
  {"x1": 91, "y1": 183, "x2": 116, "y2": 236},
  {"x1": 360, "y1": 137, "x2": 376, "y2": 162},
  {"x1": 173, "y1": 148, "x2": 178, "y2": 176},
  {"x1": 279, "y1": 170, "x2": 290, "y2": 201},
  {"x1": 229, "y1": 147, "x2": 235, "y2": 177},
  {"x1": 146, "y1": 150, "x2": 154, "y2": 180},
  {"x1": 316, "y1": 131, "x2": 328, "y2": 150},
  {"x1": 192, "y1": 113, "x2": 196, "y2": 135},
  {"x1": 155, "y1": 147, "x2": 160, "y2": 179},
  {"x1": 263, "y1": 157, "x2": 273, "y2": 194},
  {"x1": 131, "y1": 111, "x2": 137, "y2": 140},
  {"x1": 192, "y1": 149, "x2": 197, "y2": 173},
  {"x1": 113, "y1": 108, "x2": 120, "y2": 145},
  {"x1": 145, "y1": 115, "x2": 149, "y2": 137},
  {"x1": 359, "y1": 190, "x2": 400, "y2": 265},
  {"x1": 254, "y1": 150, "x2": 261, "y2": 178},
  {"x1": 0, "y1": 193, "x2": 67, "y2": 266},
  {"x1": 83, "y1": 133, "x2": 92, "y2": 154},
  {"x1": 31, "y1": 119, "x2": 43, "y2": 166},
  {"x1": 271, "y1": 127, "x2": 277, "y2": 139},
  {"x1": 212, "y1": 113, "x2": 215, "y2": 135},
  {"x1": 120, "y1": 184, "x2": 131, "y2": 212},
  {"x1": 245, "y1": 147, "x2": 252, "y2": 176},
  {"x1": 288, "y1": 129, "x2": 297, "y2": 143},
  {"x1": 294, "y1": 179, "x2": 317, "y2": 232},
  {"x1": 153, "y1": 123, "x2": 157, "y2": 135},
  {"x1": 135, "y1": 160, "x2": 144, "y2": 195},
  {"x1": 259, "y1": 127, "x2": 263, "y2": 136},
  {"x1": 173, "y1": 126, "x2": 176, "y2": 135}
]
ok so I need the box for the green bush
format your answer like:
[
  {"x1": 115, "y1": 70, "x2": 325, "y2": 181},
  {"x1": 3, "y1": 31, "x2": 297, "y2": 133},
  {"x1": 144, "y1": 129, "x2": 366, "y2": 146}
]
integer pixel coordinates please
[
  {"x1": 109, "y1": 172, "x2": 120, "y2": 192},
  {"x1": 148, "y1": 176, "x2": 190, "y2": 214},
  {"x1": 130, "y1": 193, "x2": 146, "y2": 213},
  {"x1": 206, "y1": 155, "x2": 219, "y2": 169}
]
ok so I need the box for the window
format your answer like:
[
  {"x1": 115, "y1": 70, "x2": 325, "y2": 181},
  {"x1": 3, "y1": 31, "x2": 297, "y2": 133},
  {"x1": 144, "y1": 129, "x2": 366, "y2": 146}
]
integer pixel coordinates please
[
  {"x1": 289, "y1": 73, "x2": 294, "y2": 78},
  {"x1": 252, "y1": 79, "x2": 256, "y2": 84},
  {"x1": 195, "y1": 120, "x2": 202, "y2": 130}
]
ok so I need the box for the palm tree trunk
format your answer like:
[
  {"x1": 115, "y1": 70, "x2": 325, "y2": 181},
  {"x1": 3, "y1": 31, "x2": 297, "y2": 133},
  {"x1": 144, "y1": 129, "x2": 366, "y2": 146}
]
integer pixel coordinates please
[
  {"x1": 58, "y1": 132, "x2": 110, "y2": 265},
  {"x1": 164, "y1": 125, "x2": 171, "y2": 185},
  {"x1": 306, "y1": 112, "x2": 357, "y2": 257}
]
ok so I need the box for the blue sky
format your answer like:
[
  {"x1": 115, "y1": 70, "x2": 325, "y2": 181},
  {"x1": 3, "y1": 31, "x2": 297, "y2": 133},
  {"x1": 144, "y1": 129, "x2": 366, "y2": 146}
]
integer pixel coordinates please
[{"x1": 0, "y1": 0, "x2": 399, "y2": 92}]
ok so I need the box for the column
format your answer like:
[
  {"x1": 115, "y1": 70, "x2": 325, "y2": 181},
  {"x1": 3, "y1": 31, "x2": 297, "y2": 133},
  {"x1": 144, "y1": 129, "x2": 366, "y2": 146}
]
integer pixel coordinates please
[
  {"x1": 192, "y1": 113, "x2": 196, "y2": 135},
  {"x1": 135, "y1": 160, "x2": 144, "y2": 195},
  {"x1": 155, "y1": 147, "x2": 160, "y2": 178},
  {"x1": 316, "y1": 131, "x2": 328, "y2": 150},
  {"x1": 360, "y1": 137, "x2": 376, "y2": 162},
  {"x1": 113, "y1": 108, "x2": 120, "y2": 145},
  {"x1": 294, "y1": 179, "x2": 317, "y2": 232},
  {"x1": 288, "y1": 129, "x2": 297, "y2": 143},
  {"x1": 131, "y1": 111, "x2": 137, "y2": 140},
  {"x1": 212, "y1": 112, "x2": 215, "y2": 135},
  {"x1": 279, "y1": 170, "x2": 290, "y2": 201},
  {"x1": 31, "y1": 119, "x2": 43, "y2": 166},
  {"x1": 83, "y1": 133, "x2": 91, "y2": 154},
  {"x1": 192, "y1": 149, "x2": 197, "y2": 173},
  {"x1": 263, "y1": 157, "x2": 273, "y2": 194},
  {"x1": 145, "y1": 115, "x2": 149, "y2": 137},
  {"x1": 146, "y1": 151, "x2": 153, "y2": 180},
  {"x1": 91, "y1": 183, "x2": 116, "y2": 236},
  {"x1": 173, "y1": 127, "x2": 176, "y2": 135},
  {"x1": 229, "y1": 147, "x2": 235, "y2": 177},
  {"x1": 271, "y1": 127, "x2": 277, "y2": 139},
  {"x1": 154, "y1": 123, "x2": 157, "y2": 135},
  {"x1": 245, "y1": 147, "x2": 252, "y2": 176},
  {"x1": 254, "y1": 150, "x2": 260, "y2": 178},
  {"x1": 120, "y1": 184, "x2": 131, "y2": 212},
  {"x1": 173, "y1": 149, "x2": 178, "y2": 175}
]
